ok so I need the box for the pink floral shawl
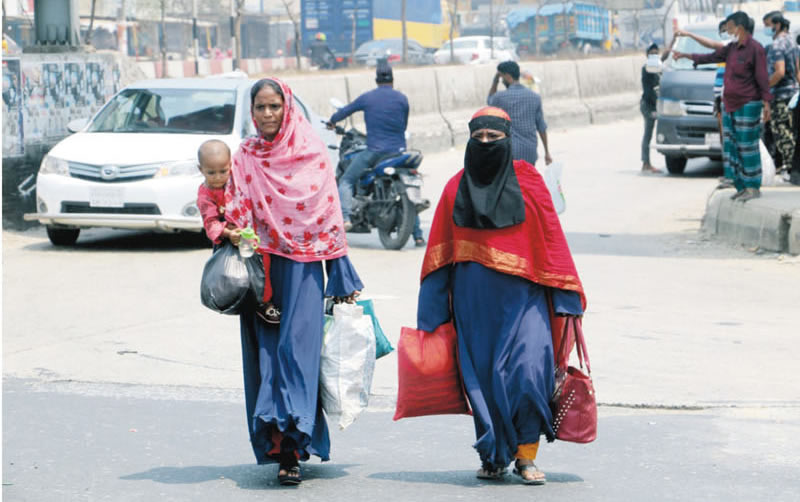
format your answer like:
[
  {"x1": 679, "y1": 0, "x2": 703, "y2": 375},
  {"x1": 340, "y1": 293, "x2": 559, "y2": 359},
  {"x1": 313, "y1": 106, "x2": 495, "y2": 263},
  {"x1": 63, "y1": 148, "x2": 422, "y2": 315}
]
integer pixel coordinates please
[{"x1": 225, "y1": 77, "x2": 347, "y2": 262}]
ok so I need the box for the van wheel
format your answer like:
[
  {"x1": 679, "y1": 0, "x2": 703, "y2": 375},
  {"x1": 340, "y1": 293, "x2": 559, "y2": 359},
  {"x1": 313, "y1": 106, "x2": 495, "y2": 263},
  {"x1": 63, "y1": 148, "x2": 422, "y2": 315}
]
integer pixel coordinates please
[
  {"x1": 665, "y1": 155, "x2": 687, "y2": 174},
  {"x1": 46, "y1": 227, "x2": 80, "y2": 246}
]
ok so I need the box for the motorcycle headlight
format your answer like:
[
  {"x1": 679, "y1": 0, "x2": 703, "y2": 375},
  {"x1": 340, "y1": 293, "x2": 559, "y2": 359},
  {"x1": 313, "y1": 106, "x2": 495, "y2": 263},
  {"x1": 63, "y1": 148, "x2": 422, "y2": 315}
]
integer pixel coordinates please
[
  {"x1": 657, "y1": 99, "x2": 685, "y2": 116},
  {"x1": 39, "y1": 155, "x2": 70, "y2": 176},
  {"x1": 155, "y1": 160, "x2": 201, "y2": 177}
]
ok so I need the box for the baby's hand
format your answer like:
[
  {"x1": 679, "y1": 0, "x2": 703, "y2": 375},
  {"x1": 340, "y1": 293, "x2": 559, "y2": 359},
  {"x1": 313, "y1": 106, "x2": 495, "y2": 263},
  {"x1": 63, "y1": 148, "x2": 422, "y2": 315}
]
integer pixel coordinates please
[{"x1": 228, "y1": 228, "x2": 242, "y2": 245}]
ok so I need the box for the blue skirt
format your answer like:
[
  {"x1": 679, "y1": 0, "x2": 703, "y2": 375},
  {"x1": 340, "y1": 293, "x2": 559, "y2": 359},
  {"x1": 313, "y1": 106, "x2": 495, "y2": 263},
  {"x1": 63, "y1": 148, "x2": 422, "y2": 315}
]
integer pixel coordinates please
[
  {"x1": 239, "y1": 254, "x2": 362, "y2": 464},
  {"x1": 418, "y1": 262, "x2": 582, "y2": 467}
]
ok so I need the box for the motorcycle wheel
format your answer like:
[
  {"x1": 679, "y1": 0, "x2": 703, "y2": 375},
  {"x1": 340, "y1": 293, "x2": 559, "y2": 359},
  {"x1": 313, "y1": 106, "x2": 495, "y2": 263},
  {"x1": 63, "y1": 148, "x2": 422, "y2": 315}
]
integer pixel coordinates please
[{"x1": 377, "y1": 188, "x2": 415, "y2": 250}]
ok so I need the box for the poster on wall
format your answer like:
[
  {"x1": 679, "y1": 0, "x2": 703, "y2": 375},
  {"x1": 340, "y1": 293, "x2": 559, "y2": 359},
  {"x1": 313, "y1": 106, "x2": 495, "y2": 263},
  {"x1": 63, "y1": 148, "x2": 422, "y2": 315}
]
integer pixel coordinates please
[
  {"x1": 64, "y1": 62, "x2": 87, "y2": 107},
  {"x1": 2, "y1": 58, "x2": 24, "y2": 157}
]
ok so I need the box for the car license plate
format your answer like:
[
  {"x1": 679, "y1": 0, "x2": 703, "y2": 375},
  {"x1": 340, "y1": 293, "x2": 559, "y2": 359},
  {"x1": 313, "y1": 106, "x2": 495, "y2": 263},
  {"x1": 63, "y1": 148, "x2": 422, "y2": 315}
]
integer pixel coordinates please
[
  {"x1": 89, "y1": 187, "x2": 124, "y2": 208},
  {"x1": 705, "y1": 133, "x2": 721, "y2": 148}
]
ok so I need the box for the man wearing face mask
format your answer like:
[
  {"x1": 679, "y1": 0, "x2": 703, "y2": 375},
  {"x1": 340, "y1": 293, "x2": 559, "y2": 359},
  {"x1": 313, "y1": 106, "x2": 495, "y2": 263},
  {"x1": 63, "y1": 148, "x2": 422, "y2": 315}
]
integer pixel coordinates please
[
  {"x1": 673, "y1": 12, "x2": 772, "y2": 202},
  {"x1": 640, "y1": 41, "x2": 676, "y2": 174},
  {"x1": 763, "y1": 13, "x2": 797, "y2": 181},
  {"x1": 488, "y1": 61, "x2": 552, "y2": 167}
]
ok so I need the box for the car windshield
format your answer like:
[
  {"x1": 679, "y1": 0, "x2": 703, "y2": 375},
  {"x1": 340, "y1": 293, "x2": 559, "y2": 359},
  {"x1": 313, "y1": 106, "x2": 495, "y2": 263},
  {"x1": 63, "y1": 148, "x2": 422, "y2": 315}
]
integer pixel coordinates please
[
  {"x1": 357, "y1": 40, "x2": 391, "y2": 53},
  {"x1": 670, "y1": 29, "x2": 722, "y2": 70},
  {"x1": 454, "y1": 40, "x2": 480, "y2": 49},
  {"x1": 88, "y1": 88, "x2": 236, "y2": 134}
]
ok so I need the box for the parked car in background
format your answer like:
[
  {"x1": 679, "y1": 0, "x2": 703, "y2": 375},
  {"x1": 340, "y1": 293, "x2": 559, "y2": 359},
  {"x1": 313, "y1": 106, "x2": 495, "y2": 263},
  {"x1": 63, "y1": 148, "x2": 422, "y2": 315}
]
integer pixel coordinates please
[
  {"x1": 655, "y1": 23, "x2": 772, "y2": 174},
  {"x1": 433, "y1": 36, "x2": 518, "y2": 64},
  {"x1": 25, "y1": 78, "x2": 337, "y2": 245},
  {"x1": 352, "y1": 38, "x2": 434, "y2": 66}
]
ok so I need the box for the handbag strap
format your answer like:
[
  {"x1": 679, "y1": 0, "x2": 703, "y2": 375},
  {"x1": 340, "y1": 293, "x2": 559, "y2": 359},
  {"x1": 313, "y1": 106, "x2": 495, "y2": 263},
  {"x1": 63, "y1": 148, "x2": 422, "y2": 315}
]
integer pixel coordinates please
[
  {"x1": 573, "y1": 317, "x2": 591, "y2": 374},
  {"x1": 555, "y1": 319, "x2": 571, "y2": 370}
]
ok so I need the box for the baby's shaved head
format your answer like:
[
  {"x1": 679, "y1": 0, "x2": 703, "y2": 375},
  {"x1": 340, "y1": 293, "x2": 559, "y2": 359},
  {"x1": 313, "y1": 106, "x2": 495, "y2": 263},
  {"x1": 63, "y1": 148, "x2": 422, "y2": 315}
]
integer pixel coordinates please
[{"x1": 197, "y1": 139, "x2": 231, "y2": 166}]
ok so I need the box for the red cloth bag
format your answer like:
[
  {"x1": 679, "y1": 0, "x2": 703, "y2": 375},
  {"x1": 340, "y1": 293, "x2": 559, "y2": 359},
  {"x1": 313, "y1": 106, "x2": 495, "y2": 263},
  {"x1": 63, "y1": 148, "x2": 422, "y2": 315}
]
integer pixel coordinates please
[
  {"x1": 393, "y1": 323, "x2": 471, "y2": 420},
  {"x1": 551, "y1": 317, "x2": 597, "y2": 443}
]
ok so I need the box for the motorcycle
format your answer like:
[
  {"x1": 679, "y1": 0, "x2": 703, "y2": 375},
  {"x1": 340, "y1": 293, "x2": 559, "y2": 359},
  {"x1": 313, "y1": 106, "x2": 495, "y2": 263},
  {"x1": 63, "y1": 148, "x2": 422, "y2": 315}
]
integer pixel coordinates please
[{"x1": 326, "y1": 99, "x2": 430, "y2": 250}]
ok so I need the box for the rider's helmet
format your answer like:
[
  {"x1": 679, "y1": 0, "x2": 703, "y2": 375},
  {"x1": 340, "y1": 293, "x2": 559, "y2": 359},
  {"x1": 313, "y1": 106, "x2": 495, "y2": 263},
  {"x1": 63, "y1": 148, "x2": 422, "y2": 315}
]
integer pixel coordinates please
[{"x1": 315, "y1": 32, "x2": 327, "y2": 41}]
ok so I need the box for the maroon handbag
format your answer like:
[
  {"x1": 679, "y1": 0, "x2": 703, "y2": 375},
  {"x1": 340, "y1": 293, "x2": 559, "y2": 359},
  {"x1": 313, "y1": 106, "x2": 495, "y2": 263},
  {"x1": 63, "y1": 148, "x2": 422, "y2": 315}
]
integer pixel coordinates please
[{"x1": 551, "y1": 317, "x2": 597, "y2": 443}]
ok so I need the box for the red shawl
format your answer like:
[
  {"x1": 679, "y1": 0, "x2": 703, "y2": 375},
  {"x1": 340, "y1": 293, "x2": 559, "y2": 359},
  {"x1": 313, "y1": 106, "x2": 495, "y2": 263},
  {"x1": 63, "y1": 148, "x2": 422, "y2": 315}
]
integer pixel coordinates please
[
  {"x1": 226, "y1": 77, "x2": 346, "y2": 262},
  {"x1": 421, "y1": 160, "x2": 586, "y2": 311}
]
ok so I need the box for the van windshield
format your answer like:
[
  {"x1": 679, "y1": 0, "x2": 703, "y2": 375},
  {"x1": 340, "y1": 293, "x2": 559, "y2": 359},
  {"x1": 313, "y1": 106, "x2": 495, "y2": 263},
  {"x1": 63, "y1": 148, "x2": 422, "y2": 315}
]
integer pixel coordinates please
[{"x1": 669, "y1": 29, "x2": 723, "y2": 70}]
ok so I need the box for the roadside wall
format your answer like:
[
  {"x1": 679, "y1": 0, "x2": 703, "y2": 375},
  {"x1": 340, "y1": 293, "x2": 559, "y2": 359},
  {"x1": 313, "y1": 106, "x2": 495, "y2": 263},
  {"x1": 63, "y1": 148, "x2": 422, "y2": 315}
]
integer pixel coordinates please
[
  {"x1": 2, "y1": 51, "x2": 146, "y2": 229},
  {"x1": 2, "y1": 53, "x2": 647, "y2": 228}
]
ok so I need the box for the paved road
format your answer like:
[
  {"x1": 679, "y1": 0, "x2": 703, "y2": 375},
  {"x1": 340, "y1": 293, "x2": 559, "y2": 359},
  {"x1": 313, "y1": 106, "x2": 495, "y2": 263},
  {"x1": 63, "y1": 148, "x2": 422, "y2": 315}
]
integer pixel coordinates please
[{"x1": 4, "y1": 118, "x2": 799, "y2": 500}]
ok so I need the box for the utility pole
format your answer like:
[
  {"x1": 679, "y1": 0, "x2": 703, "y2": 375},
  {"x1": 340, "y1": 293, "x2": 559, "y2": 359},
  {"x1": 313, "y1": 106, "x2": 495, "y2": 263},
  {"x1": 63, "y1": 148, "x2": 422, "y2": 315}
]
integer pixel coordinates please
[
  {"x1": 192, "y1": 0, "x2": 199, "y2": 74},
  {"x1": 230, "y1": 0, "x2": 238, "y2": 69},
  {"x1": 86, "y1": 0, "x2": 97, "y2": 44},
  {"x1": 401, "y1": 0, "x2": 408, "y2": 63},
  {"x1": 160, "y1": 0, "x2": 167, "y2": 77},
  {"x1": 117, "y1": 0, "x2": 127, "y2": 53},
  {"x1": 489, "y1": 0, "x2": 494, "y2": 59}
]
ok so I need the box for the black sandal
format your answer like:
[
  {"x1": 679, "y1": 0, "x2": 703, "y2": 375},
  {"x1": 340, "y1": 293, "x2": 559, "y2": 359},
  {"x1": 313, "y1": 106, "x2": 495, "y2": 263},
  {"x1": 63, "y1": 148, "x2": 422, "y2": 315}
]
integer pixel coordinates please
[
  {"x1": 277, "y1": 465, "x2": 301, "y2": 486},
  {"x1": 476, "y1": 461, "x2": 505, "y2": 480},
  {"x1": 256, "y1": 304, "x2": 281, "y2": 325}
]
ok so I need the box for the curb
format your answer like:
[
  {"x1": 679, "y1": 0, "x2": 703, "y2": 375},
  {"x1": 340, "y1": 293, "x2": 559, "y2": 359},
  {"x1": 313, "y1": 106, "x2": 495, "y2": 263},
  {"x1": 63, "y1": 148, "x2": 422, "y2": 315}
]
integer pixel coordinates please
[{"x1": 702, "y1": 188, "x2": 800, "y2": 255}]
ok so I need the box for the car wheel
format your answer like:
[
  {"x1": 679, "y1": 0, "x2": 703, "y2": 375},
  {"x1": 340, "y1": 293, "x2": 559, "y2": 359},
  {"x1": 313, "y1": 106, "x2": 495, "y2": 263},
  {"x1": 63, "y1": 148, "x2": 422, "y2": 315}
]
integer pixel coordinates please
[
  {"x1": 46, "y1": 226, "x2": 80, "y2": 246},
  {"x1": 664, "y1": 155, "x2": 687, "y2": 174}
]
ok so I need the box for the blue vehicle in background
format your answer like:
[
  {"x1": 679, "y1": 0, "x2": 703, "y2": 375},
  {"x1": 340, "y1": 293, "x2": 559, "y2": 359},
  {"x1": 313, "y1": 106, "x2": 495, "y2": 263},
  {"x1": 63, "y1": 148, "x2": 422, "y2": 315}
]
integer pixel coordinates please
[
  {"x1": 301, "y1": 0, "x2": 373, "y2": 61},
  {"x1": 326, "y1": 99, "x2": 429, "y2": 250},
  {"x1": 507, "y1": 2, "x2": 612, "y2": 56}
]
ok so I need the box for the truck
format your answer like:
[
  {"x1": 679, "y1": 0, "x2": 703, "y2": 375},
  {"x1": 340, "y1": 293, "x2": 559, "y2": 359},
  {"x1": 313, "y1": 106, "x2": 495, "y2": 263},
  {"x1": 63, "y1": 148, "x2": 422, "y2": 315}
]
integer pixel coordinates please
[
  {"x1": 301, "y1": 0, "x2": 453, "y2": 59},
  {"x1": 506, "y1": 2, "x2": 612, "y2": 56},
  {"x1": 300, "y1": 0, "x2": 374, "y2": 59}
]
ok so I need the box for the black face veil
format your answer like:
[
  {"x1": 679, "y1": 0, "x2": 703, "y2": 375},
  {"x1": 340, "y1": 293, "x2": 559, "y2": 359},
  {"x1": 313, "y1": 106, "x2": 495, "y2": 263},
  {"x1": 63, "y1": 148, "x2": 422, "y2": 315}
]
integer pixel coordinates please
[{"x1": 453, "y1": 113, "x2": 526, "y2": 230}]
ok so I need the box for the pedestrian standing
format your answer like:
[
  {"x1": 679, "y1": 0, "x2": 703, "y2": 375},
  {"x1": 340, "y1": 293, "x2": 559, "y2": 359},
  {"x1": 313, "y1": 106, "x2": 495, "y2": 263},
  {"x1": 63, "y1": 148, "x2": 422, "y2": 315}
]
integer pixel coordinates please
[
  {"x1": 640, "y1": 41, "x2": 675, "y2": 174},
  {"x1": 416, "y1": 107, "x2": 586, "y2": 485},
  {"x1": 792, "y1": 33, "x2": 800, "y2": 185},
  {"x1": 763, "y1": 13, "x2": 798, "y2": 179},
  {"x1": 673, "y1": 12, "x2": 772, "y2": 202},
  {"x1": 225, "y1": 78, "x2": 363, "y2": 486},
  {"x1": 675, "y1": 21, "x2": 733, "y2": 186},
  {"x1": 488, "y1": 61, "x2": 552, "y2": 167}
]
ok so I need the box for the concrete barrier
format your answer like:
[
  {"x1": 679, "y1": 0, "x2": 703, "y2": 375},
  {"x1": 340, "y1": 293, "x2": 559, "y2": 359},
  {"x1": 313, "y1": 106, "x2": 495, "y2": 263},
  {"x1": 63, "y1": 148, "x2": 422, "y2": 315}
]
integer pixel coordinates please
[
  {"x1": 394, "y1": 68, "x2": 451, "y2": 152},
  {"x1": 532, "y1": 59, "x2": 591, "y2": 130},
  {"x1": 434, "y1": 65, "x2": 487, "y2": 142},
  {"x1": 575, "y1": 56, "x2": 642, "y2": 124},
  {"x1": 702, "y1": 189, "x2": 799, "y2": 254},
  {"x1": 789, "y1": 210, "x2": 800, "y2": 255},
  {"x1": 283, "y1": 74, "x2": 349, "y2": 122}
]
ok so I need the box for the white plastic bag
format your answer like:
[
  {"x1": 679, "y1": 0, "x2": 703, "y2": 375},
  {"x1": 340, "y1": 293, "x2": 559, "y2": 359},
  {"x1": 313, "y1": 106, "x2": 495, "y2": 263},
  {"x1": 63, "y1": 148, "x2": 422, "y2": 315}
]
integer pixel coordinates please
[
  {"x1": 543, "y1": 162, "x2": 566, "y2": 214},
  {"x1": 789, "y1": 91, "x2": 798, "y2": 109},
  {"x1": 759, "y1": 139, "x2": 775, "y2": 186},
  {"x1": 319, "y1": 302, "x2": 376, "y2": 430}
]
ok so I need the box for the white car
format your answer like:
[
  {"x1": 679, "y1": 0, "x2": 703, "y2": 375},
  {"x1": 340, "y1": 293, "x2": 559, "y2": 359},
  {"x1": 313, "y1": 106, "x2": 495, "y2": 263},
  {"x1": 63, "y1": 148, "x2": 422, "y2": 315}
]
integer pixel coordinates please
[
  {"x1": 25, "y1": 77, "x2": 336, "y2": 246},
  {"x1": 433, "y1": 36, "x2": 519, "y2": 65}
]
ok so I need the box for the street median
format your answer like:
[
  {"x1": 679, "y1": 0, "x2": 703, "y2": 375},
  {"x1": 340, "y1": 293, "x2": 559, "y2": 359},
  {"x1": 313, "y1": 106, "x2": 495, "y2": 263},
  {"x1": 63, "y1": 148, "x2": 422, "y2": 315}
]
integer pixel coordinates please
[{"x1": 702, "y1": 188, "x2": 800, "y2": 255}]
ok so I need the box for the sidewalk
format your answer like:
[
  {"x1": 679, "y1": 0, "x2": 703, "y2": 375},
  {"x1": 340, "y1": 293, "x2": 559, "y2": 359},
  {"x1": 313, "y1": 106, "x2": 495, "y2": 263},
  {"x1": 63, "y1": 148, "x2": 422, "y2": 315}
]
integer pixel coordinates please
[{"x1": 702, "y1": 186, "x2": 800, "y2": 255}]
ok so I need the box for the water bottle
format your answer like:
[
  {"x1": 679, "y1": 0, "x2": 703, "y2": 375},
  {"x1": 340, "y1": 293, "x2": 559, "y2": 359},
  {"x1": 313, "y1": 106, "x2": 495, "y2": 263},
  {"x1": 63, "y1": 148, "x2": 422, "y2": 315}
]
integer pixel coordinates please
[{"x1": 238, "y1": 227, "x2": 260, "y2": 258}]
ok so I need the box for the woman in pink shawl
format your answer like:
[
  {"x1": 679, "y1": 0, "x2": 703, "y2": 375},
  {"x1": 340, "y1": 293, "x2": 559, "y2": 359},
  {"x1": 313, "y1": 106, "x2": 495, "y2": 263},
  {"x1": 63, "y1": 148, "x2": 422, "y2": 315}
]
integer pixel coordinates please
[{"x1": 225, "y1": 78, "x2": 363, "y2": 485}]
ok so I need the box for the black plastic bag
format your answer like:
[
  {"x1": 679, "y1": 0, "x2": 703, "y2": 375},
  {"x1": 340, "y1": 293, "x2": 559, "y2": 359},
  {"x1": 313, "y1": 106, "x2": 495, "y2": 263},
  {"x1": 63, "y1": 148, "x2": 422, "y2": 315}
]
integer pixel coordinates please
[{"x1": 200, "y1": 242, "x2": 251, "y2": 315}]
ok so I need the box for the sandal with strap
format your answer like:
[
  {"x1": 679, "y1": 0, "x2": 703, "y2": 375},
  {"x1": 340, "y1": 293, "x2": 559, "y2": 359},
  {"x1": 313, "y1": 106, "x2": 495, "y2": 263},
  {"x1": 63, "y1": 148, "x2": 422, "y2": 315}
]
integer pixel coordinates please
[
  {"x1": 476, "y1": 461, "x2": 505, "y2": 480},
  {"x1": 277, "y1": 465, "x2": 302, "y2": 486},
  {"x1": 513, "y1": 460, "x2": 546, "y2": 486}
]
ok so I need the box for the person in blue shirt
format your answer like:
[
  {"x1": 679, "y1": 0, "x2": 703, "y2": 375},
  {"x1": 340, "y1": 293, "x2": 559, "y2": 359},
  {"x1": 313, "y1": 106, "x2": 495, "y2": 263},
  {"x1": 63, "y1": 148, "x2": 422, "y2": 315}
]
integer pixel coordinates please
[{"x1": 328, "y1": 61, "x2": 425, "y2": 246}]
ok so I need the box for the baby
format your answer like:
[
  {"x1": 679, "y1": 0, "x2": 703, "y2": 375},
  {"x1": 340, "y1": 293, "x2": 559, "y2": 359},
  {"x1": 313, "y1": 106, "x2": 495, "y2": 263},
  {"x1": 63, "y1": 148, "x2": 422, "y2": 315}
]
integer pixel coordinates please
[{"x1": 197, "y1": 139, "x2": 280, "y2": 324}]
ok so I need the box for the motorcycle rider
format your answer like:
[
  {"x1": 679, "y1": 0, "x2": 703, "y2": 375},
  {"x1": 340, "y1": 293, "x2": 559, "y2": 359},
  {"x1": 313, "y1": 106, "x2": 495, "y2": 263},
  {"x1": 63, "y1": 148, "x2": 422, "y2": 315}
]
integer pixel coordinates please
[
  {"x1": 310, "y1": 32, "x2": 337, "y2": 69},
  {"x1": 328, "y1": 60, "x2": 425, "y2": 246}
]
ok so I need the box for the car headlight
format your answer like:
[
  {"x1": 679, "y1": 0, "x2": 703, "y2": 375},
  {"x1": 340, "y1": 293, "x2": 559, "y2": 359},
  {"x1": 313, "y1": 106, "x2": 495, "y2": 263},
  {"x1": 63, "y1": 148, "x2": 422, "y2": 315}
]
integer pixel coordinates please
[
  {"x1": 657, "y1": 99, "x2": 685, "y2": 116},
  {"x1": 154, "y1": 160, "x2": 202, "y2": 177},
  {"x1": 39, "y1": 155, "x2": 70, "y2": 176}
]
